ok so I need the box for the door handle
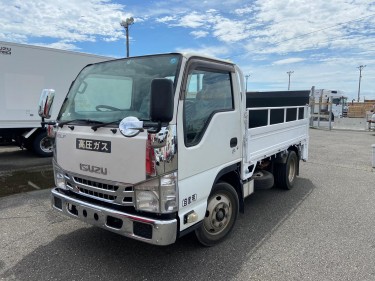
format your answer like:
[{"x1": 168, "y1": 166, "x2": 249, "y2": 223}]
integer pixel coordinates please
[{"x1": 230, "y1": 137, "x2": 237, "y2": 148}]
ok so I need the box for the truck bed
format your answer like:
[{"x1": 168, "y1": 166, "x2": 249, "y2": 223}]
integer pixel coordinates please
[{"x1": 243, "y1": 91, "x2": 310, "y2": 178}]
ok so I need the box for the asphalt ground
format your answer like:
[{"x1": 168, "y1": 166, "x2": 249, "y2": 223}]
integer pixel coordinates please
[
  {"x1": 0, "y1": 129, "x2": 374, "y2": 281},
  {"x1": 0, "y1": 146, "x2": 53, "y2": 197}
]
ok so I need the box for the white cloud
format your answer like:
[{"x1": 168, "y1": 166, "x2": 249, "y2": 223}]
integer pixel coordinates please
[
  {"x1": 177, "y1": 12, "x2": 209, "y2": 28},
  {"x1": 213, "y1": 19, "x2": 249, "y2": 42},
  {"x1": 0, "y1": 0, "x2": 126, "y2": 49},
  {"x1": 273, "y1": 58, "x2": 306, "y2": 65},
  {"x1": 157, "y1": 9, "x2": 250, "y2": 43},
  {"x1": 234, "y1": 6, "x2": 254, "y2": 15},
  {"x1": 34, "y1": 41, "x2": 80, "y2": 50},
  {"x1": 176, "y1": 45, "x2": 230, "y2": 58},
  {"x1": 156, "y1": 16, "x2": 176, "y2": 23},
  {"x1": 190, "y1": 30, "x2": 209, "y2": 38}
]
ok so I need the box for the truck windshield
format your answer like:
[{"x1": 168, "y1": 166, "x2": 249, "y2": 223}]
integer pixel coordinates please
[
  {"x1": 58, "y1": 54, "x2": 182, "y2": 123},
  {"x1": 332, "y1": 97, "x2": 348, "y2": 106}
]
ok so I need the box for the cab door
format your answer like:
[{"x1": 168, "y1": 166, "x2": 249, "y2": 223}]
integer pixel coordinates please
[{"x1": 177, "y1": 59, "x2": 242, "y2": 231}]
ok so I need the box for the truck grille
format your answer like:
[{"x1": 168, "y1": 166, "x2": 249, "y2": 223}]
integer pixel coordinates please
[
  {"x1": 78, "y1": 187, "x2": 116, "y2": 201},
  {"x1": 65, "y1": 173, "x2": 134, "y2": 206},
  {"x1": 74, "y1": 176, "x2": 119, "y2": 191}
]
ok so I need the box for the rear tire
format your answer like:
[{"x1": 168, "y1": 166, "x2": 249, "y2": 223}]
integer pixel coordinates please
[
  {"x1": 274, "y1": 150, "x2": 298, "y2": 190},
  {"x1": 195, "y1": 182, "x2": 239, "y2": 246}
]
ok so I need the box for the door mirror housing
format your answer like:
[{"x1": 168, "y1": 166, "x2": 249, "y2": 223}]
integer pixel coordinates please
[
  {"x1": 150, "y1": 78, "x2": 174, "y2": 123},
  {"x1": 38, "y1": 89, "x2": 55, "y2": 119}
]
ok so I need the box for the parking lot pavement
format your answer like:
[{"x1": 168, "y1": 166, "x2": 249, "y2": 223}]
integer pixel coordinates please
[
  {"x1": 235, "y1": 129, "x2": 375, "y2": 280},
  {"x1": 0, "y1": 129, "x2": 374, "y2": 281},
  {"x1": 0, "y1": 145, "x2": 53, "y2": 197},
  {"x1": 0, "y1": 145, "x2": 52, "y2": 172}
]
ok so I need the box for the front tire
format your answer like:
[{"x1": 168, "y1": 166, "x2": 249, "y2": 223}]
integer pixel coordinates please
[{"x1": 195, "y1": 182, "x2": 239, "y2": 246}]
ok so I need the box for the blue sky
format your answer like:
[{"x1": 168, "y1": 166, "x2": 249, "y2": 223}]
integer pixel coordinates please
[{"x1": 1, "y1": 0, "x2": 375, "y2": 100}]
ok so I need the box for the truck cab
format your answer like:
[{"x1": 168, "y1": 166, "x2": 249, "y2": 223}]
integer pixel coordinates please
[{"x1": 313, "y1": 89, "x2": 348, "y2": 120}]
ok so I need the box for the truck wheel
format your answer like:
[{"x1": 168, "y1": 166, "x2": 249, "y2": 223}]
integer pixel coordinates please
[
  {"x1": 253, "y1": 170, "x2": 274, "y2": 189},
  {"x1": 195, "y1": 182, "x2": 239, "y2": 246},
  {"x1": 274, "y1": 150, "x2": 298, "y2": 190},
  {"x1": 33, "y1": 131, "x2": 53, "y2": 157}
]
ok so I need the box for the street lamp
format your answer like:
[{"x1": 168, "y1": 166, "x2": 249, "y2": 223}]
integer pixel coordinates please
[
  {"x1": 287, "y1": 71, "x2": 294, "y2": 90},
  {"x1": 245, "y1": 74, "x2": 250, "y2": 92},
  {"x1": 120, "y1": 17, "x2": 134, "y2": 57},
  {"x1": 357, "y1": 65, "x2": 366, "y2": 102}
]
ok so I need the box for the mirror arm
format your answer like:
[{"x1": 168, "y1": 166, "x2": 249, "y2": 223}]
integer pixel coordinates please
[
  {"x1": 147, "y1": 122, "x2": 162, "y2": 134},
  {"x1": 41, "y1": 117, "x2": 45, "y2": 129},
  {"x1": 41, "y1": 120, "x2": 57, "y2": 128}
]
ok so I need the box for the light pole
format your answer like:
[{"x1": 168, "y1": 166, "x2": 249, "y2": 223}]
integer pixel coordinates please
[
  {"x1": 357, "y1": 65, "x2": 366, "y2": 102},
  {"x1": 120, "y1": 17, "x2": 134, "y2": 57},
  {"x1": 287, "y1": 71, "x2": 294, "y2": 90},
  {"x1": 245, "y1": 74, "x2": 250, "y2": 92}
]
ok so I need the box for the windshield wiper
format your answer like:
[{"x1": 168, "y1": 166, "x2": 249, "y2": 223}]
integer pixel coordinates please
[
  {"x1": 91, "y1": 119, "x2": 123, "y2": 131},
  {"x1": 58, "y1": 119, "x2": 103, "y2": 128}
]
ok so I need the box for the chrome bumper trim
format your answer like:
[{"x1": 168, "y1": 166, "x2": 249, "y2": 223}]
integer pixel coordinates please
[{"x1": 51, "y1": 188, "x2": 177, "y2": 245}]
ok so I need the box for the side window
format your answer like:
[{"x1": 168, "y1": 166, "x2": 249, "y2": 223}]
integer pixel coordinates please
[{"x1": 184, "y1": 69, "x2": 233, "y2": 146}]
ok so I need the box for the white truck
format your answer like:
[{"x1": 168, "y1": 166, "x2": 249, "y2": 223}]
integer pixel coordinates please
[
  {"x1": 312, "y1": 89, "x2": 348, "y2": 121},
  {"x1": 39, "y1": 53, "x2": 310, "y2": 246},
  {"x1": 0, "y1": 41, "x2": 111, "y2": 156}
]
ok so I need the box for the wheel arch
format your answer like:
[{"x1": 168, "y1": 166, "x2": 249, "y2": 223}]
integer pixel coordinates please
[{"x1": 212, "y1": 162, "x2": 244, "y2": 213}]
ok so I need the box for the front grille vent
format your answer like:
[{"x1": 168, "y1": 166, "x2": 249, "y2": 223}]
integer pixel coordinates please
[
  {"x1": 78, "y1": 187, "x2": 116, "y2": 201},
  {"x1": 74, "y1": 176, "x2": 119, "y2": 191},
  {"x1": 64, "y1": 173, "x2": 134, "y2": 206}
]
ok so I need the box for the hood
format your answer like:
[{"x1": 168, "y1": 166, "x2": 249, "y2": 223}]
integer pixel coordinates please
[{"x1": 55, "y1": 126, "x2": 147, "y2": 184}]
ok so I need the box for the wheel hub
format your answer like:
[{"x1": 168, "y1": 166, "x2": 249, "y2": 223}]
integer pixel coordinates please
[
  {"x1": 288, "y1": 157, "x2": 296, "y2": 182},
  {"x1": 203, "y1": 194, "x2": 232, "y2": 235},
  {"x1": 216, "y1": 209, "x2": 225, "y2": 221}
]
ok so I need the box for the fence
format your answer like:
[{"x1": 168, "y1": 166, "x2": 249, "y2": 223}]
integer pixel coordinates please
[
  {"x1": 309, "y1": 101, "x2": 334, "y2": 130},
  {"x1": 347, "y1": 102, "x2": 375, "y2": 118}
]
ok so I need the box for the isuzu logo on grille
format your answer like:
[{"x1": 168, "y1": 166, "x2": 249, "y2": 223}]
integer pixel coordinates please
[
  {"x1": 76, "y1": 138, "x2": 111, "y2": 153},
  {"x1": 80, "y1": 163, "x2": 108, "y2": 175}
]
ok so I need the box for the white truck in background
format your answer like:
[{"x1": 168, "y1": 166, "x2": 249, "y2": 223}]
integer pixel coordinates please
[
  {"x1": 312, "y1": 89, "x2": 348, "y2": 121},
  {"x1": 39, "y1": 53, "x2": 310, "y2": 246},
  {"x1": 0, "y1": 41, "x2": 112, "y2": 156}
]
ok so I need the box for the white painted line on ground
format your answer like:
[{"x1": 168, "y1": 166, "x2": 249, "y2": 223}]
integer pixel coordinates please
[{"x1": 28, "y1": 181, "x2": 41, "y2": 190}]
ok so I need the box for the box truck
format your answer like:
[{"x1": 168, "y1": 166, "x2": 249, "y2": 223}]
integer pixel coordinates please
[
  {"x1": 0, "y1": 41, "x2": 112, "y2": 156},
  {"x1": 39, "y1": 53, "x2": 310, "y2": 246}
]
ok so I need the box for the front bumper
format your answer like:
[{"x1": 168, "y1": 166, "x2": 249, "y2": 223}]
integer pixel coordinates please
[{"x1": 51, "y1": 188, "x2": 177, "y2": 245}]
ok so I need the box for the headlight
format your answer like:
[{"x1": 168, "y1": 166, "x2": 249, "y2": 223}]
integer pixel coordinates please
[
  {"x1": 136, "y1": 189, "x2": 159, "y2": 212},
  {"x1": 53, "y1": 162, "x2": 67, "y2": 190},
  {"x1": 135, "y1": 172, "x2": 178, "y2": 213}
]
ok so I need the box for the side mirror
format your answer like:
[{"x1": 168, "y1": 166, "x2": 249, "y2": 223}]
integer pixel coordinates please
[
  {"x1": 38, "y1": 89, "x2": 55, "y2": 119},
  {"x1": 150, "y1": 78, "x2": 174, "y2": 123}
]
